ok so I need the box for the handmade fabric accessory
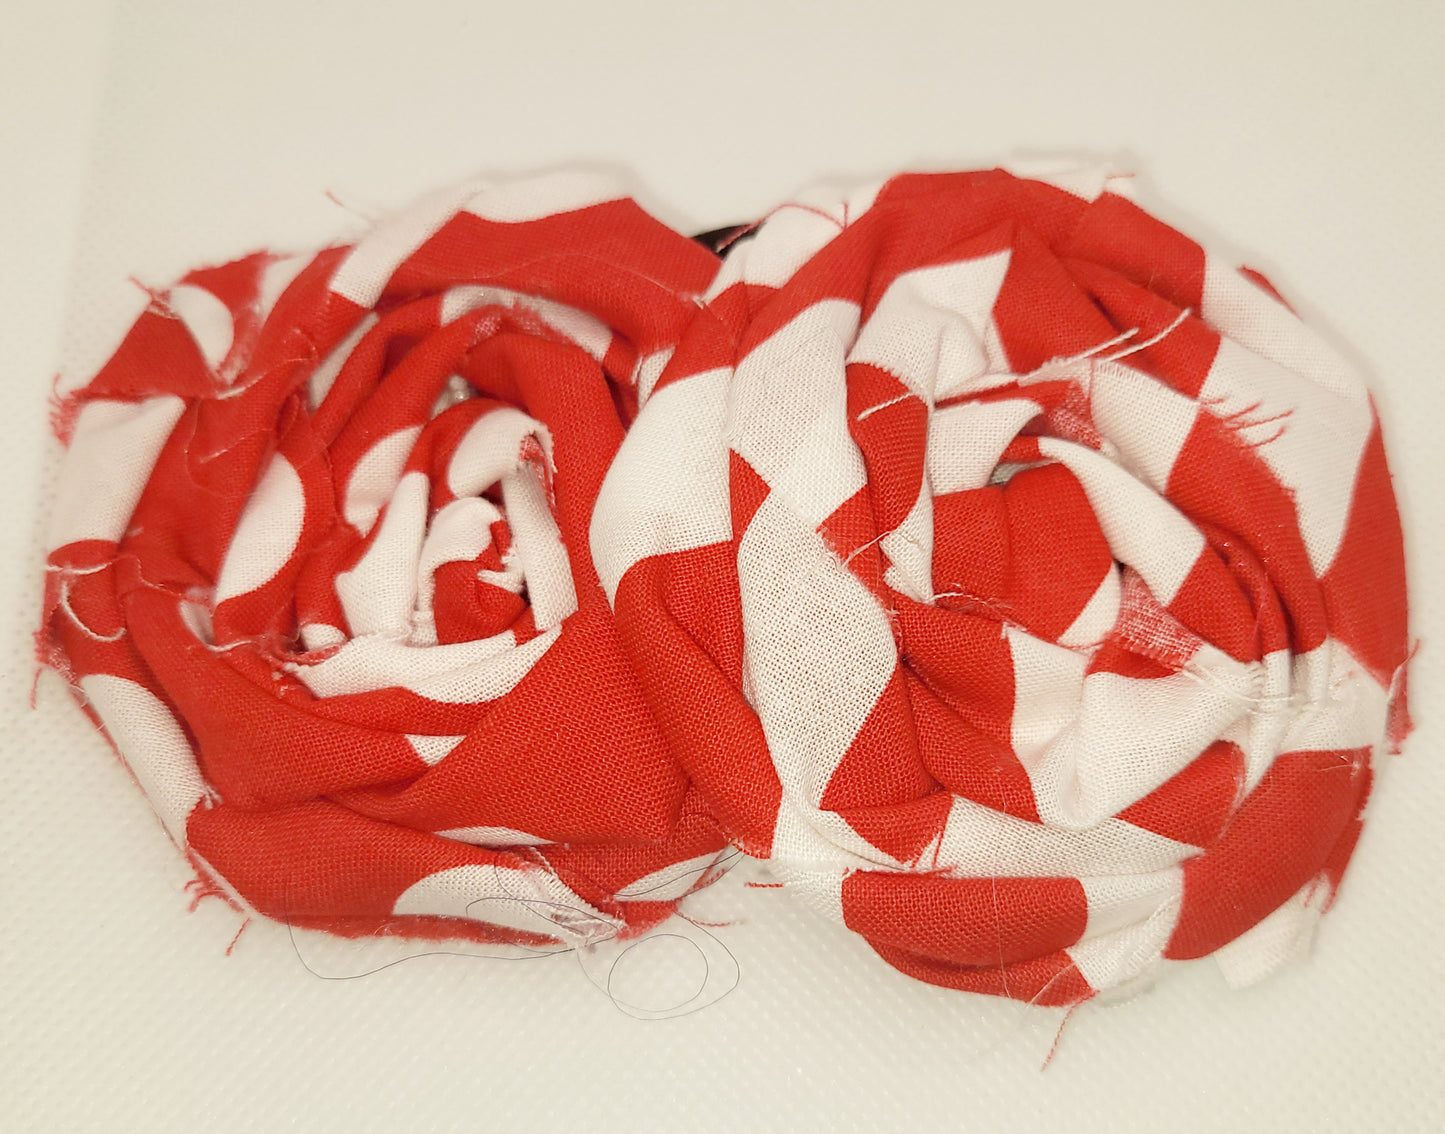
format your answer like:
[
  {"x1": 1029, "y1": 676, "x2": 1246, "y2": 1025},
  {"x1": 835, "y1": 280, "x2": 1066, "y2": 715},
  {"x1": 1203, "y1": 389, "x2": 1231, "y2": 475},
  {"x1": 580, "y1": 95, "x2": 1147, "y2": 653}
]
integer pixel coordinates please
[
  {"x1": 43, "y1": 164, "x2": 1411, "y2": 1007},
  {"x1": 597, "y1": 166, "x2": 1411, "y2": 1004},
  {"x1": 41, "y1": 171, "x2": 732, "y2": 950}
]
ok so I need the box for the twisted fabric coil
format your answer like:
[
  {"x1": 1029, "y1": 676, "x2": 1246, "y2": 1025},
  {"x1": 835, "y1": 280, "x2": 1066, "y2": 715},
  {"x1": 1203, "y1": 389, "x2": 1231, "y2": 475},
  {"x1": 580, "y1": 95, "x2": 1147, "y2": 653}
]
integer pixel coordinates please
[
  {"x1": 42, "y1": 172, "x2": 732, "y2": 950},
  {"x1": 42, "y1": 165, "x2": 1411, "y2": 1004}
]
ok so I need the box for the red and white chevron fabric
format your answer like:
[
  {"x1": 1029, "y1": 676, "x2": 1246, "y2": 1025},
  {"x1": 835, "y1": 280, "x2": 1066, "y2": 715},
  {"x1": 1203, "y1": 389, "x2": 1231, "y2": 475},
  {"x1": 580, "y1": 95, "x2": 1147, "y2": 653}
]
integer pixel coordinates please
[
  {"x1": 598, "y1": 166, "x2": 1411, "y2": 1003},
  {"x1": 41, "y1": 171, "x2": 731, "y2": 950},
  {"x1": 43, "y1": 164, "x2": 1411, "y2": 1004}
]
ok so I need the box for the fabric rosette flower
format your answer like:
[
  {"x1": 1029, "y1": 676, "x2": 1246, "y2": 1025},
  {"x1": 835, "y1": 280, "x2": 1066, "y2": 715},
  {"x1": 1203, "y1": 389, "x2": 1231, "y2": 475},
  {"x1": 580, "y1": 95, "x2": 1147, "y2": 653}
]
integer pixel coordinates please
[
  {"x1": 596, "y1": 166, "x2": 1411, "y2": 1003},
  {"x1": 41, "y1": 171, "x2": 732, "y2": 950}
]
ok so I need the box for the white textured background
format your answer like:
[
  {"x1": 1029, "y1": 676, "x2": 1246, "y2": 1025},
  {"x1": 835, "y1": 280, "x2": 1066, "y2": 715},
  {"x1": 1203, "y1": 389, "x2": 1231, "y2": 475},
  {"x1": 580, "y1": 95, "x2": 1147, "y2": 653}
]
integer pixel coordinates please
[{"x1": 5, "y1": 2, "x2": 1443, "y2": 1130}]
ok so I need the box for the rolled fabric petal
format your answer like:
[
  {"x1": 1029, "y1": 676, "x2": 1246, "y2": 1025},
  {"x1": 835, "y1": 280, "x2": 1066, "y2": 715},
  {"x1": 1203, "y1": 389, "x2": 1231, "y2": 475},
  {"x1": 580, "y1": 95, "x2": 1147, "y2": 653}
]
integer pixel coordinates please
[
  {"x1": 597, "y1": 166, "x2": 1412, "y2": 1003},
  {"x1": 41, "y1": 170, "x2": 732, "y2": 949}
]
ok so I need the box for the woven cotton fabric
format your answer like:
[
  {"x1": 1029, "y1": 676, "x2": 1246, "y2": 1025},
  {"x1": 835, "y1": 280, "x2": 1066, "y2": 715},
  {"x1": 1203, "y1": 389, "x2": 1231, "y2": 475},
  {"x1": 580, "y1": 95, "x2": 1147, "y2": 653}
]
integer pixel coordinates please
[
  {"x1": 41, "y1": 171, "x2": 731, "y2": 949},
  {"x1": 43, "y1": 164, "x2": 1411, "y2": 1004},
  {"x1": 597, "y1": 167, "x2": 1411, "y2": 1003}
]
